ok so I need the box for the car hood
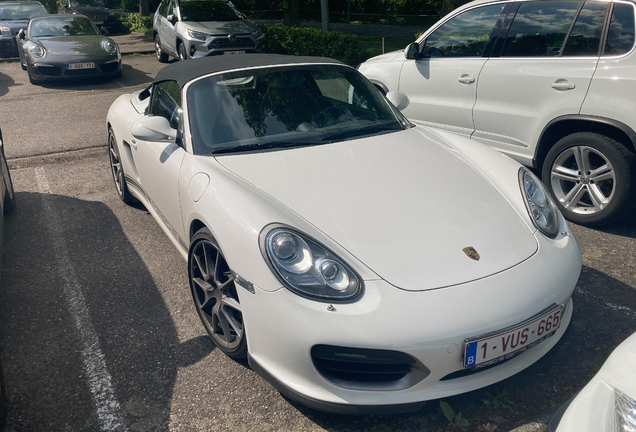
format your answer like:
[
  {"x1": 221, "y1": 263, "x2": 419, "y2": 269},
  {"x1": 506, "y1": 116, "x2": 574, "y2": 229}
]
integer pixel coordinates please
[
  {"x1": 0, "y1": 20, "x2": 29, "y2": 35},
  {"x1": 215, "y1": 127, "x2": 538, "y2": 291},
  {"x1": 36, "y1": 35, "x2": 111, "y2": 57},
  {"x1": 182, "y1": 20, "x2": 256, "y2": 36}
]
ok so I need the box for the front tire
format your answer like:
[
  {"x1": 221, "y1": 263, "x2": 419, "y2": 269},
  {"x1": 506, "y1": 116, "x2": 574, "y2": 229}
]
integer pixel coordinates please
[
  {"x1": 26, "y1": 64, "x2": 36, "y2": 85},
  {"x1": 188, "y1": 228, "x2": 247, "y2": 359},
  {"x1": 155, "y1": 34, "x2": 168, "y2": 63},
  {"x1": 108, "y1": 128, "x2": 134, "y2": 204},
  {"x1": 178, "y1": 42, "x2": 187, "y2": 61},
  {"x1": 541, "y1": 132, "x2": 636, "y2": 226},
  {"x1": 2, "y1": 153, "x2": 15, "y2": 215}
]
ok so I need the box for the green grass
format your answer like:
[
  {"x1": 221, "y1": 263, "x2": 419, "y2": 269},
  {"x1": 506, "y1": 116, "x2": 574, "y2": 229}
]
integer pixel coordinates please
[{"x1": 357, "y1": 36, "x2": 413, "y2": 62}]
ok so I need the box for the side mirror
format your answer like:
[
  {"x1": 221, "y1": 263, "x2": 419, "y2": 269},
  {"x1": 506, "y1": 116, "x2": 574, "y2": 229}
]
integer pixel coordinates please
[
  {"x1": 167, "y1": 14, "x2": 176, "y2": 24},
  {"x1": 18, "y1": 29, "x2": 25, "y2": 40},
  {"x1": 404, "y1": 42, "x2": 419, "y2": 60},
  {"x1": 386, "y1": 91, "x2": 409, "y2": 111},
  {"x1": 131, "y1": 116, "x2": 177, "y2": 142}
]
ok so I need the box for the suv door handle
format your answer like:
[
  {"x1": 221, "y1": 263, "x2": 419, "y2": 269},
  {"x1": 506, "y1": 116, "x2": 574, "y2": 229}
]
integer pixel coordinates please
[
  {"x1": 458, "y1": 74, "x2": 475, "y2": 84},
  {"x1": 551, "y1": 80, "x2": 576, "y2": 91}
]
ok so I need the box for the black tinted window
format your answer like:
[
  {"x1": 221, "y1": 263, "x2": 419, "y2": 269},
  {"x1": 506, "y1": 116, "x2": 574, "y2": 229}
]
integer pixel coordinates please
[
  {"x1": 158, "y1": 0, "x2": 169, "y2": 17},
  {"x1": 421, "y1": 4, "x2": 504, "y2": 58},
  {"x1": 502, "y1": 1, "x2": 580, "y2": 57},
  {"x1": 605, "y1": 3, "x2": 635, "y2": 55},
  {"x1": 562, "y1": 2, "x2": 608, "y2": 56}
]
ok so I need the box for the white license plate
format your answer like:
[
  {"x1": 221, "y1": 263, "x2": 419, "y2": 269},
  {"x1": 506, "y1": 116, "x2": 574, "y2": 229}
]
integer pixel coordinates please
[
  {"x1": 464, "y1": 305, "x2": 563, "y2": 368},
  {"x1": 66, "y1": 62, "x2": 95, "y2": 70},
  {"x1": 223, "y1": 51, "x2": 245, "y2": 55}
]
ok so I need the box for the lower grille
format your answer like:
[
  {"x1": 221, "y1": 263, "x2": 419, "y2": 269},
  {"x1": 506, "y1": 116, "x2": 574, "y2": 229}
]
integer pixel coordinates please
[
  {"x1": 209, "y1": 37, "x2": 255, "y2": 50},
  {"x1": 311, "y1": 345, "x2": 429, "y2": 390},
  {"x1": 100, "y1": 62, "x2": 118, "y2": 73},
  {"x1": 38, "y1": 66, "x2": 62, "y2": 76},
  {"x1": 65, "y1": 68, "x2": 98, "y2": 76}
]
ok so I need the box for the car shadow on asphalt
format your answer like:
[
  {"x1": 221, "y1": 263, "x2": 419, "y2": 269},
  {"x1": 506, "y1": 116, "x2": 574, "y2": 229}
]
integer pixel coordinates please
[
  {"x1": 289, "y1": 265, "x2": 636, "y2": 431},
  {"x1": 593, "y1": 213, "x2": 636, "y2": 239},
  {"x1": 0, "y1": 191, "x2": 213, "y2": 431},
  {"x1": 0, "y1": 71, "x2": 21, "y2": 98}
]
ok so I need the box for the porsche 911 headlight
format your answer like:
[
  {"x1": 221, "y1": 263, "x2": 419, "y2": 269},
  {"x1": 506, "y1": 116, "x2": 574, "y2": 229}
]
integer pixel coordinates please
[
  {"x1": 252, "y1": 29, "x2": 263, "y2": 39},
  {"x1": 607, "y1": 389, "x2": 636, "y2": 432},
  {"x1": 519, "y1": 168, "x2": 559, "y2": 238},
  {"x1": 29, "y1": 44, "x2": 45, "y2": 58},
  {"x1": 188, "y1": 30, "x2": 210, "y2": 41},
  {"x1": 261, "y1": 225, "x2": 363, "y2": 302},
  {"x1": 102, "y1": 40, "x2": 118, "y2": 55}
]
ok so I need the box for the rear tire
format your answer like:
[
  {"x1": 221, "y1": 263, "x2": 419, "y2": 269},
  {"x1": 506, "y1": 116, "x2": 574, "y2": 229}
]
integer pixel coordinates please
[
  {"x1": 541, "y1": 132, "x2": 636, "y2": 226},
  {"x1": 155, "y1": 34, "x2": 168, "y2": 63}
]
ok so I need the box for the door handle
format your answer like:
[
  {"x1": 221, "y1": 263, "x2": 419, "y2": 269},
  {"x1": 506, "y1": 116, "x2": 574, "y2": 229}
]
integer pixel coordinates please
[
  {"x1": 551, "y1": 80, "x2": 576, "y2": 91},
  {"x1": 130, "y1": 139, "x2": 137, "y2": 150},
  {"x1": 458, "y1": 74, "x2": 475, "y2": 84}
]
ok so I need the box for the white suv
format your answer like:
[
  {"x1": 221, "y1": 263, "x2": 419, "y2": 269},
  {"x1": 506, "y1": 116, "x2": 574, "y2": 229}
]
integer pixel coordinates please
[{"x1": 358, "y1": 0, "x2": 636, "y2": 226}]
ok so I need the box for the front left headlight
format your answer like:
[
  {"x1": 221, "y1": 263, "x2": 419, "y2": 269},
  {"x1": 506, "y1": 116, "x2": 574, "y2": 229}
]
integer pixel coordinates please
[
  {"x1": 519, "y1": 168, "x2": 559, "y2": 238},
  {"x1": 101, "y1": 39, "x2": 118, "y2": 55},
  {"x1": 187, "y1": 29, "x2": 210, "y2": 41},
  {"x1": 29, "y1": 43, "x2": 45, "y2": 58},
  {"x1": 252, "y1": 29, "x2": 263, "y2": 39},
  {"x1": 261, "y1": 225, "x2": 363, "y2": 302},
  {"x1": 608, "y1": 389, "x2": 636, "y2": 432}
]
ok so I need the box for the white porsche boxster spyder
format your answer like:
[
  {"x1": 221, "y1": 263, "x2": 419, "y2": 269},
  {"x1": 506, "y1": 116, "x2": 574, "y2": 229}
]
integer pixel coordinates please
[{"x1": 106, "y1": 54, "x2": 582, "y2": 414}]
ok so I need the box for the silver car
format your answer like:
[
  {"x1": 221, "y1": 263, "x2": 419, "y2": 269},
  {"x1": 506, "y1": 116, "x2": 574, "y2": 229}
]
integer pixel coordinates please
[{"x1": 153, "y1": 0, "x2": 265, "y2": 62}]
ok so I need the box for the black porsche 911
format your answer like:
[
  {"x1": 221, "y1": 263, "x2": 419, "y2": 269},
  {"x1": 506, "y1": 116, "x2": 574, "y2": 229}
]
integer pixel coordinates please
[{"x1": 17, "y1": 14, "x2": 121, "y2": 83}]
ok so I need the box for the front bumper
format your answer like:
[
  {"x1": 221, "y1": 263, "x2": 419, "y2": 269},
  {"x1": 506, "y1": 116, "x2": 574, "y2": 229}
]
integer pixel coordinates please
[
  {"x1": 29, "y1": 58, "x2": 121, "y2": 81},
  {"x1": 238, "y1": 224, "x2": 581, "y2": 412},
  {"x1": 185, "y1": 33, "x2": 266, "y2": 59},
  {"x1": 0, "y1": 36, "x2": 18, "y2": 58}
]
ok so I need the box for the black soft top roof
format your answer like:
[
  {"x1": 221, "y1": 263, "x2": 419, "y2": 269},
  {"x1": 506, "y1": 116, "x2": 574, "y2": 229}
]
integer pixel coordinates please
[{"x1": 153, "y1": 54, "x2": 344, "y2": 88}]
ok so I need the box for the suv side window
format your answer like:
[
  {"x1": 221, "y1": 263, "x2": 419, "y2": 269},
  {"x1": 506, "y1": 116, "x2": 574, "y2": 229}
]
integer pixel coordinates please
[
  {"x1": 158, "y1": 0, "x2": 169, "y2": 17},
  {"x1": 562, "y1": 1, "x2": 608, "y2": 56},
  {"x1": 150, "y1": 80, "x2": 182, "y2": 130},
  {"x1": 501, "y1": 1, "x2": 581, "y2": 57},
  {"x1": 421, "y1": 4, "x2": 505, "y2": 58},
  {"x1": 604, "y1": 3, "x2": 635, "y2": 56}
]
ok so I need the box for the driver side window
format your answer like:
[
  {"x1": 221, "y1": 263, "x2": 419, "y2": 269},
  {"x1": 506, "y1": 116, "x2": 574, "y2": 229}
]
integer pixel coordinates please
[
  {"x1": 150, "y1": 80, "x2": 182, "y2": 130},
  {"x1": 421, "y1": 4, "x2": 504, "y2": 58}
]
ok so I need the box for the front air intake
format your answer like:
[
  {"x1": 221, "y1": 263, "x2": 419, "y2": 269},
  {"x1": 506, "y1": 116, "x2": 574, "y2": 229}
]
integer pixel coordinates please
[{"x1": 311, "y1": 345, "x2": 429, "y2": 391}]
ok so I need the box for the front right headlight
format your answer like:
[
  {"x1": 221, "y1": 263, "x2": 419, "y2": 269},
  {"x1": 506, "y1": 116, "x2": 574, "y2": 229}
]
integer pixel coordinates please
[
  {"x1": 101, "y1": 39, "x2": 118, "y2": 55},
  {"x1": 260, "y1": 225, "x2": 363, "y2": 302},
  {"x1": 29, "y1": 43, "x2": 45, "y2": 58},
  {"x1": 519, "y1": 168, "x2": 559, "y2": 238},
  {"x1": 187, "y1": 29, "x2": 210, "y2": 41},
  {"x1": 607, "y1": 389, "x2": 636, "y2": 432}
]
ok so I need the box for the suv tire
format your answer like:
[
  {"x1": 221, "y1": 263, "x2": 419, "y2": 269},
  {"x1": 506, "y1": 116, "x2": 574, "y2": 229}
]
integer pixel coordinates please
[
  {"x1": 178, "y1": 42, "x2": 187, "y2": 61},
  {"x1": 155, "y1": 34, "x2": 169, "y2": 63},
  {"x1": 541, "y1": 132, "x2": 636, "y2": 226}
]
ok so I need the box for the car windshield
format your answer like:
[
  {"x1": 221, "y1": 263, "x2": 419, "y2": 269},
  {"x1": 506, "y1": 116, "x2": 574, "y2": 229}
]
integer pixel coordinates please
[
  {"x1": 0, "y1": 4, "x2": 48, "y2": 20},
  {"x1": 187, "y1": 65, "x2": 411, "y2": 155},
  {"x1": 30, "y1": 16, "x2": 100, "y2": 37},
  {"x1": 69, "y1": 0, "x2": 106, "y2": 7},
  {"x1": 179, "y1": 1, "x2": 242, "y2": 22}
]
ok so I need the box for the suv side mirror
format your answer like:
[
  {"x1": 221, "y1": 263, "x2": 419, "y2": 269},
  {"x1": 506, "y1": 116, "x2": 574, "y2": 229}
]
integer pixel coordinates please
[
  {"x1": 167, "y1": 14, "x2": 176, "y2": 24},
  {"x1": 404, "y1": 42, "x2": 419, "y2": 60},
  {"x1": 17, "y1": 29, "x2": 25, "y2": 40}
]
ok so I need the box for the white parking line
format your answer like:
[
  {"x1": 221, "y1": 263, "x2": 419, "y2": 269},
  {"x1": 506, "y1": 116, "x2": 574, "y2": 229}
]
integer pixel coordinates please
[{"x1": 34, "y1": 167, "x2": 128, "y2": 432}]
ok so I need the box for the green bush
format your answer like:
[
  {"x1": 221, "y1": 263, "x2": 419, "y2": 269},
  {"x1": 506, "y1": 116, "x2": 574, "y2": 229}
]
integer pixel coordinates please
[
  {"x1": 120, "y1": 13, "x2": 153, "y2": 32},
  {"x1": 261, "y1": 24, "x2": 364, "y2": 66}
]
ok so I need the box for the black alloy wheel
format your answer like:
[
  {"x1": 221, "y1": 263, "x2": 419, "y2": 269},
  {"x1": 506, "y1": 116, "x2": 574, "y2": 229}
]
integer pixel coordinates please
[
  {"x1": 155, "y1": 34, "x2": 168, "y2": 63},
  {"x1": 542, "y1": 132, "x2": 636, "y2": 226},
  {"x1": 108, "y1": 128, "x2": 134, "y2": 204},
  {"x1": 188, "y1": 228, "x2": 247, "y2": 359}
]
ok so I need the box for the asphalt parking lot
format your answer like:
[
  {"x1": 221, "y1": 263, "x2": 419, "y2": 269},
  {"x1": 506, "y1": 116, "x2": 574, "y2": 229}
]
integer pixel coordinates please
[{"x1": 0, "y1": 54, "x2": 635, "y2": 432}]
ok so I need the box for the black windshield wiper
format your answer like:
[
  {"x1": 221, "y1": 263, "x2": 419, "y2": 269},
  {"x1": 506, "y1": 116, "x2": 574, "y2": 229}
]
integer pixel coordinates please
[
  {"x1": 211, "y1": 140, "x2": 316, "y2": 155},
  {"x1": 320, "y1": 125, "x2": 403, "y2": 142}
]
